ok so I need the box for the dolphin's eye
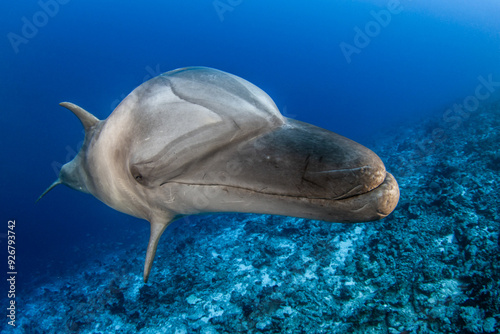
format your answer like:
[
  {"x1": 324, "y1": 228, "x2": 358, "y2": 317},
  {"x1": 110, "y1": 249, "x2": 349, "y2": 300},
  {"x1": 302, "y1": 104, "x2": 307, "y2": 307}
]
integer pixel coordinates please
[{"x1": 130, "y1": 165, "x2": 144, "y2": 183}]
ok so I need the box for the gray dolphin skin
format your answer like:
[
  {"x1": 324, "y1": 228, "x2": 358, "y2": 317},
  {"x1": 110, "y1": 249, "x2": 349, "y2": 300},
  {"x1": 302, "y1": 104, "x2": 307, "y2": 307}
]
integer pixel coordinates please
[{"x1": 38, "y1": 67, "x2": 399, "y2": 282}]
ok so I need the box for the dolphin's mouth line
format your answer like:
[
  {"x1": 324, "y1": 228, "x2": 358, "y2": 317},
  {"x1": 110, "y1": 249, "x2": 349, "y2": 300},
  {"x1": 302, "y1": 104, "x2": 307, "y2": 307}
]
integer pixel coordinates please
[
  {"x1": 307, "y1": 166, "x2": 372, "y2": 175},
  {"x1": 161, "y1": 172, "x2": 390, "y2": 202}
]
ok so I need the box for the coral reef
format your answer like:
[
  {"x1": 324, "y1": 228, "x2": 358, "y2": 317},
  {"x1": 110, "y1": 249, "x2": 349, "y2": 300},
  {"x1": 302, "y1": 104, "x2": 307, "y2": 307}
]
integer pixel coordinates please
[{"x1": 7, "y1": 101, "x2": 500, "y2": 333}]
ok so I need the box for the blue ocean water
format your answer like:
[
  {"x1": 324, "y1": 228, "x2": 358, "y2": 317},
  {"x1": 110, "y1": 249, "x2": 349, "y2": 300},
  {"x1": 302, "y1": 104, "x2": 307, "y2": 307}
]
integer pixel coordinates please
[{"x1": 1, "y1": 0, "x2": 500, "y2": 333}]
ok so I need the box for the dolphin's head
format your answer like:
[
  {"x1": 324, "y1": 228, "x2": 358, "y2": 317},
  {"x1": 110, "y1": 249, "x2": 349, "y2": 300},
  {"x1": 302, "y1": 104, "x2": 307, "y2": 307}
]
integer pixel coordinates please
[{"x1": 156, "y1": 116, "x2": 399, "y2": 224}]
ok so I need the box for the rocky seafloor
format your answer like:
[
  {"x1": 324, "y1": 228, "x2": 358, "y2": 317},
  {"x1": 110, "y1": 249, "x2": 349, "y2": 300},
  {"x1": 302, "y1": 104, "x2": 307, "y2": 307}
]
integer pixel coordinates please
[{"x1": 7, "y1": 100, "x2": 500, "y2": 333}]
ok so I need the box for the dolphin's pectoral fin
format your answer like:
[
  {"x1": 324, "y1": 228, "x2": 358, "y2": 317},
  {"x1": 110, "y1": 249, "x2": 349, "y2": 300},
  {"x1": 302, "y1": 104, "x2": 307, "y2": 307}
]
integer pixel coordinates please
[
  {"x1": 36, "y1": 178, "x2": 62, "y2": 203},
  {"x1": 143, "y1": 217, "x2": 173, "y2": 283}
]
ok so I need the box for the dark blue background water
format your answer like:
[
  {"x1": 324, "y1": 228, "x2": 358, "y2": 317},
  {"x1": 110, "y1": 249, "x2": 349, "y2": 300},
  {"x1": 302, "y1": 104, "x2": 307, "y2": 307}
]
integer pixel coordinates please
[{"x1": 1, "y1": 0, "x2": 499, "y2": 294}]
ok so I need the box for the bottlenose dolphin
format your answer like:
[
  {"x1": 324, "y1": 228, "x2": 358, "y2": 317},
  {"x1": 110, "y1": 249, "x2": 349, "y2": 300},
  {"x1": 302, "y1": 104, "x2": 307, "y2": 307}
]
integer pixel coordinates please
[{"x1": 38, "y1": 67, "x2": 399, "y2": 282}]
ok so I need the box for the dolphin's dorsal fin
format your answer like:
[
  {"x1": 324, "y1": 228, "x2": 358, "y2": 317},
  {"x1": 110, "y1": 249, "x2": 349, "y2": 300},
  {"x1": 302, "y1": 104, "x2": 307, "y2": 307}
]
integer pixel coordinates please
[{"x1": 59, "y1": 102, "x2": 100, "y2": 132}]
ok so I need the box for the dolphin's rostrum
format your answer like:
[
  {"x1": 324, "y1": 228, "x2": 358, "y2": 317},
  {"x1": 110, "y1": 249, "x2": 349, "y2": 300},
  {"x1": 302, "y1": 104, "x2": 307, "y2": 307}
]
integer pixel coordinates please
[{"x1": 38, "y1": 67, "x2": 399, "y2": 282}]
